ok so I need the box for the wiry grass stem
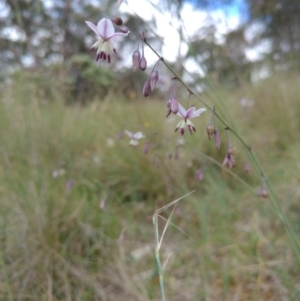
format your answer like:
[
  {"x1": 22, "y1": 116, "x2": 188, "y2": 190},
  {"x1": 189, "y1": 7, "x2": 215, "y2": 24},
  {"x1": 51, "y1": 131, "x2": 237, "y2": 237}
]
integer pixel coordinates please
[{"x1": 138, "y1": 37, "x2": 300, "y2": 264}]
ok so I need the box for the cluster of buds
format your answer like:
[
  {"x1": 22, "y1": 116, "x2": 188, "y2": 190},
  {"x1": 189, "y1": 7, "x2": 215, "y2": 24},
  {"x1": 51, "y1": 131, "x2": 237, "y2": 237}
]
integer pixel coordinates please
[
  {"x1": 143, "y1": 58, "x2": 161, "y2": 97},
  {"x1": 132, "y1": 32, "x2": 147, "y2": 72},
  {"x1": 166, "y1": 78, "x2": 179, "y2": 116}
]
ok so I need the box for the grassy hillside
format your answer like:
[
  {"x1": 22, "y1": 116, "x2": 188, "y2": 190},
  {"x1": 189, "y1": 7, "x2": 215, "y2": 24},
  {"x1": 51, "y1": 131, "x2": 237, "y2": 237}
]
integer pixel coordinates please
[{"x1": 0, "y1": 73, "x2": 300, "y2": 300}]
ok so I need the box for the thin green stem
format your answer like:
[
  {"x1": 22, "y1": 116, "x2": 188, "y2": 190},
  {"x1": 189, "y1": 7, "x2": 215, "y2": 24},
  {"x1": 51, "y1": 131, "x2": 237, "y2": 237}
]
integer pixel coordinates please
[
  {"x1": 153, "y1": 214, "x2": 167, "y2": 301},
  {"x1": 140, "y1": 35, "x2": 300, "y2": 264}
]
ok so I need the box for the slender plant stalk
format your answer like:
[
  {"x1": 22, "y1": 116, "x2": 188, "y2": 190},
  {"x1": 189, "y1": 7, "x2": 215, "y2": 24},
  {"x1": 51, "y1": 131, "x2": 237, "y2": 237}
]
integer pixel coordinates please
[
  {"x1": 153, "y1": 213, "x2": 167, "y2": 301},
  {"x1": 128, "y1": 32, "x2": 300, "y2": 263}
]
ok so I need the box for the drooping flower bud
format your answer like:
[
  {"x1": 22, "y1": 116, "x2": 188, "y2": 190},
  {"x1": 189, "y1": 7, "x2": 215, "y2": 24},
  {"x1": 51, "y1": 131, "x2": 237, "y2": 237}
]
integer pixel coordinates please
[
  {"x1": 206, "y1": 124, "x2": 214, "y2": 140},
  {"x1": 118, "y1": 25, "x2": 129, "y2": 33},
  {"x1": 132, "y1": 50, "x2": 141, "y2": 72},
  {"x1": 214, "y1": 129, "x2": 221, "y2": 150},
  {"x1": 150, "y1": 70, "x2": 159, "y2": 91},
  {"x1": 196, "y1": 168, "x2": 204, "y2": 181},
  {"x1": 257, "y1": 186, "x2": 268, "y2": 198},
  {"x1": 244, "y1": 162, "x2": 250, "y2": 173},
  {"x1": 143, "y1": 79, "x2": 152, "y2": 97},
  {"x1": 166, "y1": 78, "x2": 179, "y2": 116},
  {"x1": 169, "y1": 97, "x2": 178, "y2": 114},
  {"x1": 139, "y1": 56, "x2": 147, "y2": 71},
  {"x1": 144, "y1": 141, "x2": 149, "y2": 154}
]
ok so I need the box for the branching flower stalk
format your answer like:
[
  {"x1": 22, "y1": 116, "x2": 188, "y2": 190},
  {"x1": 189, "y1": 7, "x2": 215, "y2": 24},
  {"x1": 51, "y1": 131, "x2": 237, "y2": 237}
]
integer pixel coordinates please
[
  {"x1": 127, "y1": 28, "x2": 300, "y2": 263},
  {"x1": 84, "y1": 14, "x2": 300, "y2": 299},
  {"x1": 153, "y1": 191, "x2": 194, "y2": 301}
]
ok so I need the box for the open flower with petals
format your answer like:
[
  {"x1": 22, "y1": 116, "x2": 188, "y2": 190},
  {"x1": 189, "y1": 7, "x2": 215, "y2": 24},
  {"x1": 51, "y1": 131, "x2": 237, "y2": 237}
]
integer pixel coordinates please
[
  {"x1": 175, "y1": 103, "x2": 206, "y2": 135},
  {"x1": 85, "y1": 18, "x2": 129, "y2": 63},
  {"x1": 125, "y1": 130, "x2": 145, "y2": 146}
]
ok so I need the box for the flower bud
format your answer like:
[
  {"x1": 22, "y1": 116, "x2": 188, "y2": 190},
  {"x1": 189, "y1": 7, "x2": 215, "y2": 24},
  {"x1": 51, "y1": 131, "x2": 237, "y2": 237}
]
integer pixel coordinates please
[
  {"x1": 143, "y1": 79, "x2": 152, "y2": 97},
  {"x1": 144, "y1": 141, "x2": 149, "y2": 154},
  {"x1": 150, "y1": 70, "x2": 159, "y2": 91},
  {"x1": 206, "y1": 124, "x2": 214, "y2": 140},
  {"x1": 214, "y1": 129, "x2": 220, "y2": 150},
  {"x1": 196, "y1": 168, "x2": 204, "y2": 181},
  {"x1": 118, "y1": 25, "x2": 129, "y2": 33},
  {"x1": 227, "y1": 146, "x2": 236, "y2": 156},
  {"x1": 169, "y1": 97, "x2": 178, "y2": 114},
  {"x1": 139, "y1": 56, "x2": 147, "y2": 71},
  {"x1": 132, "y1": 50, "x2": 141, "y2": 72},
  {"x1": 257, "y1": 186, "x2": 268, "y2": 198}
]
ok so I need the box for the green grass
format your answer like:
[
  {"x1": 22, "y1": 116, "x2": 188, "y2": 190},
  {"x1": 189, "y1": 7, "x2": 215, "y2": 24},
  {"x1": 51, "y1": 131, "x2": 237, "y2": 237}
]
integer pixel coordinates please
[{"x1": 0, "y1": 72, "x2": 300, "y2": 300}]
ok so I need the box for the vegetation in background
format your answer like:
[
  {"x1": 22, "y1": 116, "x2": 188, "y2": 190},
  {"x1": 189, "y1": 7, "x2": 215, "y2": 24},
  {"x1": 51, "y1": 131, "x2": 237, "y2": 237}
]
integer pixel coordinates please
[
  {"x1": 1, "y1": 0, "x2": 300, "y2": 300},
  {"x1": 1, "y1": 73, "x2": 300, "y2": 300}
]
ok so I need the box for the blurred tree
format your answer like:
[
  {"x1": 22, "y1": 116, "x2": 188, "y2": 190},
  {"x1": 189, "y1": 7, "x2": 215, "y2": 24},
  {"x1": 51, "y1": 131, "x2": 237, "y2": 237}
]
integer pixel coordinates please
[
  {"x1": 245, "y1": 0, "x2": 300, "y2": 70},
  {"x1": 0, "y1": 0, "x2": 157, "y2": 101}
]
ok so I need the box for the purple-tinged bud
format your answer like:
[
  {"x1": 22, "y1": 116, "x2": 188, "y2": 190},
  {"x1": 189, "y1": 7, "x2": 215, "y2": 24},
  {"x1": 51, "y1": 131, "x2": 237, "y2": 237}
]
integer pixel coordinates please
[
  {"x1": 196, "y1": 169, "x2": 204, "y2": 181},
  {"x1": 139, "y1": 56, "x2": 147, "y2": 71},
  {"x1": 245, "y1": 162, "x2": 250, "y2": 173},
  {"x1": 214, "y1": 129, "x2": 220, "y2": 150},
  {"x1": 150, "y1": 71, "x2": 159, "y2": 91},
  {"x1": 65, "y1": 179, "x2": 73, "y2": 192},
  {"x1": 169, "y1": 97, "x2": 178, "y2": 114},
  {"x1": 143, "y1": 79, "x2": 152, "y2": 97},
  {"x1": 118, "y1": 25, "x2": 129, "y2": 33},
  {"x1": 166, "y1": 99, "x2": 171, "y2": 117},
  {"x1": 227, "y1": 146, "x2": 236, "y2": 156},
  {"x1": 257, "y1": 186, "x2": 268, "y2": 198},
  {"x1": 206, "y1": 124, "x2": 214, "y2": 140},
  {"x1": 118, "y1": 131, "x2": 123, "y2": 139},
  {"x1": 132, "y1": 50, "x2": 141, "y2": 72},
  {"x1": 144, "y1": 141, "x2": 149, "y2": 154}
]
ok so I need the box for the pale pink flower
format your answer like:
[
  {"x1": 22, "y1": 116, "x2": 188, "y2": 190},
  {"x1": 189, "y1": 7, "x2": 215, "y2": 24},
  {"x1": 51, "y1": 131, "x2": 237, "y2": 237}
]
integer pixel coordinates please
[
  {"x1": 125, "y1": 130, "x2": 145, "y2": 146},
  {"x1": 196, "y1": 168, "x2": 204, "y2": 181},
  {"x1": 85, "y1": 18, "x2": 129, "y2": 63},
  {"x1": 175, "y1": 103, "x2": 206, "y2": 135}
]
